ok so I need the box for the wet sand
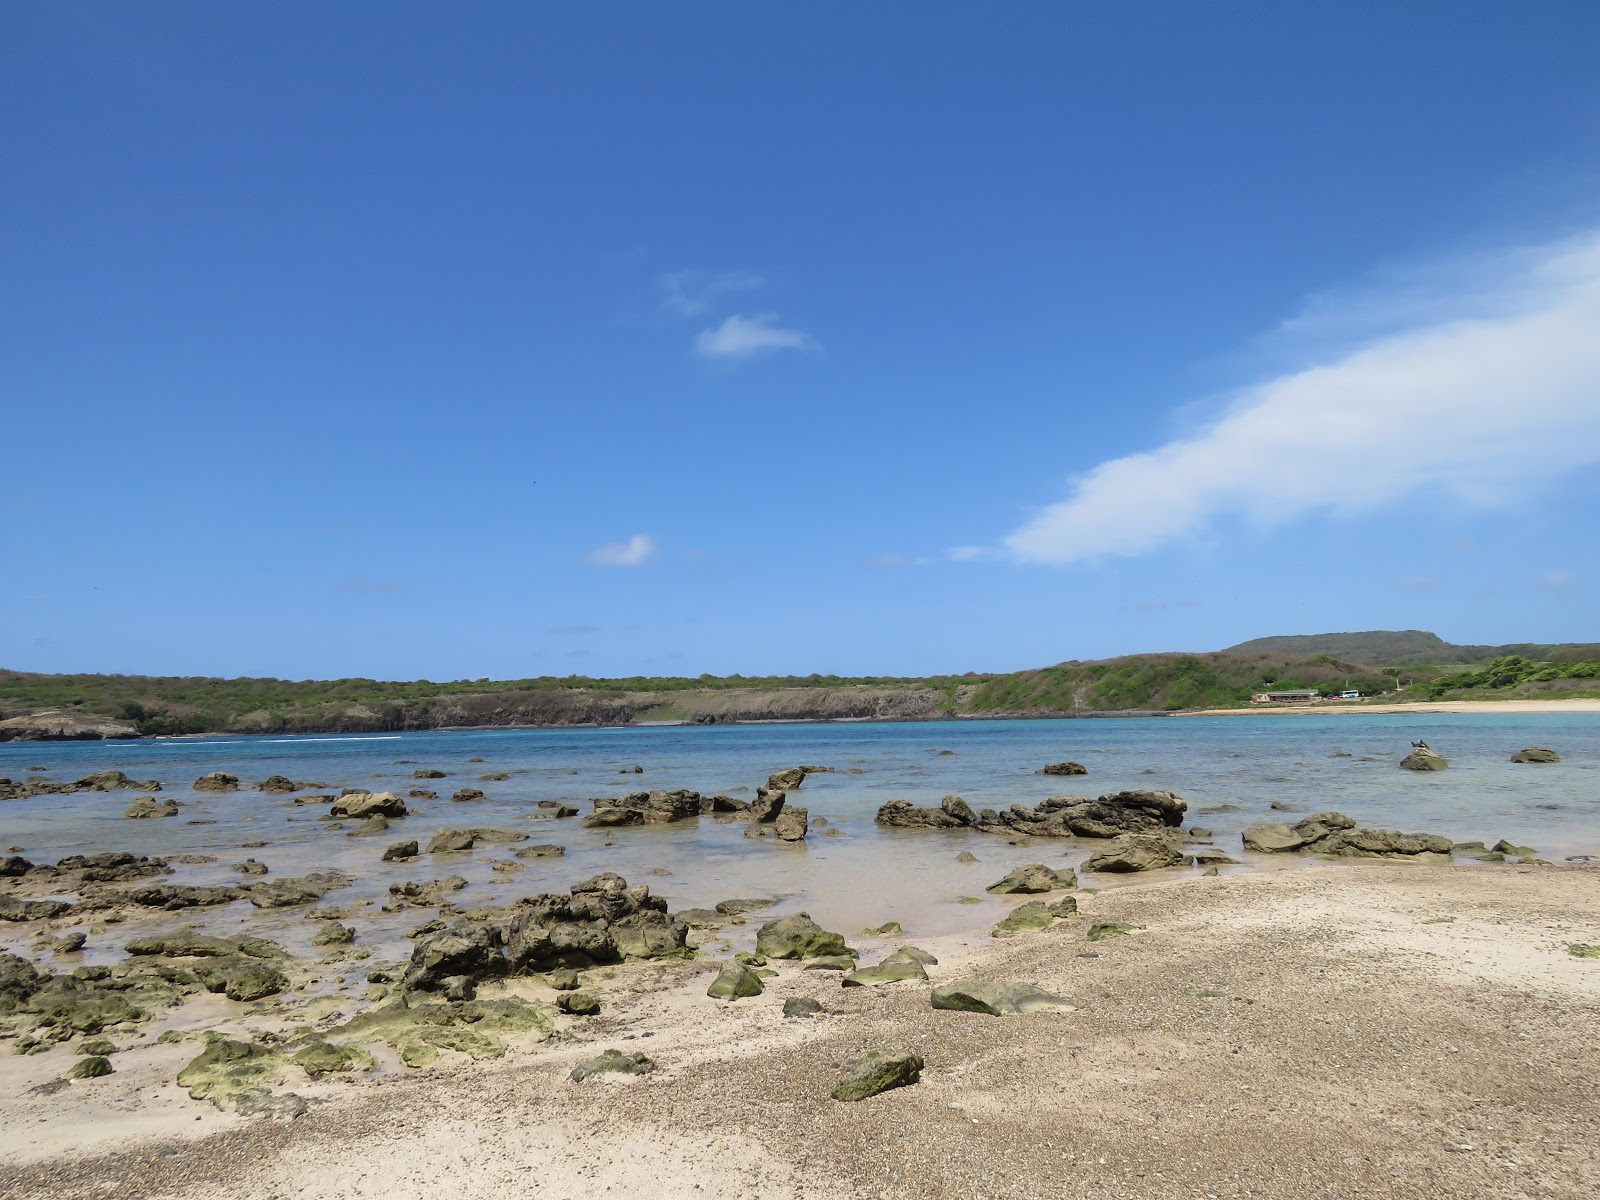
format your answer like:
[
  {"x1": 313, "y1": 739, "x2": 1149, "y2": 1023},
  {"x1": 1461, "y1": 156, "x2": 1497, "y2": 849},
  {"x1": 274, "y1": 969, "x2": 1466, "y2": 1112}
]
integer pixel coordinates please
[{"x1": 4, "y1": 862, "x2": 1597, "y2": 1200}]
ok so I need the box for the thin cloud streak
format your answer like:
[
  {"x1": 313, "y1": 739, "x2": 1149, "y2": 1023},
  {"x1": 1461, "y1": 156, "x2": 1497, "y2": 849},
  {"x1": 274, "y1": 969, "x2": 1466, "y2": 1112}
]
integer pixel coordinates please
[
  {"x1": 659, "y1": 270, "x2": 765, "y2": 317},
  {"x1": 694, "y1": 313, "x2": 817, "y2": 359},
  {"x1": 584, "y1": 534, "x2": 658, "y2": 567},
  {"x1": 1000, "y1": 230, "x2": 1600, "y2": 565}
]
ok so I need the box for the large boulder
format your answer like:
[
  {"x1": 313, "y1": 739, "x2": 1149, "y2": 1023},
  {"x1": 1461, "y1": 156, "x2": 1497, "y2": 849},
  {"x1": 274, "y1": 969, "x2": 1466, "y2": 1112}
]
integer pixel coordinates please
[
  {"x1": 124, "y1": 797, "x2": 179, "y2": 819},
  {"x1": 1510, "y1": 747, "x2": 1561, "y2": 763},
  {"x1": 74, "y1": 770, "x2": 160, "y2": 793},
  {"x1": 427, "y1": 828, "x2": 476, "y2": 853},
  {"x1": 583, "y1": 790, "x2": 702, "y2": 828},
  {"x1": 1241, "y1": 823, "x2": 1311, "y2": 853},
  {"x1": 842, "y1": 952, "x2": 929, "y2": 988},
  {"x1": 875, "y1": 795, "x2": 976, "y2": 829},
  {"x1": 1083, "y1": 833, "x2": 1185, "y2": 873},
  {"x1": 971, "y1": 791, "x2": 1186, "y2": 839},
  {"x1": 1400, "y1": 748, "x2": 1448, "y2": 771},
  {"x1": 1038, "y1": 762, "x2": 1087, "y2": 776},
  {"x1": 755, "y1": 913, "x2": 850, "y2": 960},
  {"x1": 929, "y1": 979, "x2": 1073, "y2": 1015},
  {"x1": 773, "y1": 807, "x2": 810, "y2": 841},
  {"x1": 985, "y1": 864, "x2": 1077, "y2": 894},
  {"x1": 330, "y1": 791, "x2": 408, "y2": 819},
  {"x1": 194, "y1": 772, "x2": 240, "y2": 792},
  {"x1": 1242, "y1": 811, "x2": 1454, "y2": 860}
]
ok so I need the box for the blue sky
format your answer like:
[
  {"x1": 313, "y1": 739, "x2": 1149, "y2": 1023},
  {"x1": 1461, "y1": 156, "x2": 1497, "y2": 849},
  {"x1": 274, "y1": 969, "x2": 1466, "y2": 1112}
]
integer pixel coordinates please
[{"x1": 4, "y1": 2, "x2": 1599, "y2": 680}]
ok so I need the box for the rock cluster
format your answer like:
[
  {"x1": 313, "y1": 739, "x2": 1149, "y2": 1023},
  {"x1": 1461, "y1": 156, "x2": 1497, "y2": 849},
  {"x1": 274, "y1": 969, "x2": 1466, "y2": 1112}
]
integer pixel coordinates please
[
  {"x1": 402, "y1": 872, "x2": 688, "y2": 992},
  {"x1": 877, "y1": 790, "x2": 1186, "y2": 839},
  {"x1": 1, "y1": 770, "x2": 161, "y2": 801},
  {"x1": 1241, "y1": 812, "x2": 1453, "y2": 860}
]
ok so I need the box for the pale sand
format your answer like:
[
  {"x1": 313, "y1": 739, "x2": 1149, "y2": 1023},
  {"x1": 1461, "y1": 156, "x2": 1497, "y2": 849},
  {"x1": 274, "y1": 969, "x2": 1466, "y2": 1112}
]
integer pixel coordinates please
[
  {"x1": 3, "y1": 863, "x2": 1598, "y2": 1200},
  {"x1": 1178, "y1": 698, "x2": 1600, "y2": 716}
]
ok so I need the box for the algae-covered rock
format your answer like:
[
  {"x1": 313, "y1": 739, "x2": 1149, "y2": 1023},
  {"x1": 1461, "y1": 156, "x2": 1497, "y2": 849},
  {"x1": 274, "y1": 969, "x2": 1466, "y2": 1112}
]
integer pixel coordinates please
[
  {"x1": 77, "y1": 1038, "x2": 117, "y2": 1056},
  {"x1": 290, "y1": 1041, "x2": 374, "y2": 1078},
  {"x1": 514, "y1": 843, "x2": 567, "y2": 859},
  {"x1": 1511, "y1": 747, "x2": 1561, "y2": 763},
  {"x1": 67, "y1": 1055, "x2": 113, "y2": 1079},
  {"x1": 1400, "y1": 748, "x2": 1448, "y2": 771},
  {"x1": 1567, "y1": 943, "x2": 1600, "y2": 960},
  {"x1": 193, "y1": 772, "x2": 240, "y2": 792},
  {"x1": 557, "y1": 992, "x2": 601, "y2": 1016},
  {"x1": 865, "y1": 921, "x2": 903, "y2": 935},
  {"x1": 991, "y1": 901, "x2": 1058, "y2": 939},
  {"x1": 330, "y1": 791, "x2": 408, "y2": 819},
  {"x1": 929, "y1": 979, "x2": 1073, "y2": 1015},
  {"x1": 1087, "y1": 922, "x2": 1143, "y2": 941},
  {"x1": 842, "y1": 956, "x2": 928, "y2": 987},
  {"x1": 312, "y1": 923, "x2": 355, "y2": 947},
  {"x1": 195, "y1": 960, "x2": 290, "y2": 1002},
  {"x1": 714, "y1": 897, "x2": 776, "y2": 915},
  {"x1": 831, "y1": 1049, "x2": 923, "y2": 1101},
  {"x1": 985, "y1": 864, "x2": 1077, "y2": 894},
  {"x1": 569, "y1": 1048, "x2": 656, "y2": 1082},
  {"x1": 1039, "y1": 762, "x2": 1087, "y2": 776},
  {"x1": 755, "y1": 913, "x2": 850, "y2": 960},
  {"x1": 125, "y1": 932, "x2": 283, "y2": 960},
  {"x1": 706, "y1": 961, "x2": 764, "y2": 1000},
  {"x1": 801, "y1": 955, "x2": 858, "y2": 972},
  {"x1": 177, "y1": 1038, "x2": 285, "y2": 1110},
  {"x1": 427, "y1": 828, "x2": 476, "y2": 853}
]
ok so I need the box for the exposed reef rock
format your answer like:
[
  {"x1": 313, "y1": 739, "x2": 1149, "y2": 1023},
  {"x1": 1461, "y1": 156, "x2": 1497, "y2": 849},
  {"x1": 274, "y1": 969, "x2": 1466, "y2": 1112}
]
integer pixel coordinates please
[
  {"x1": 877, "y1": 790, "x2": 1185, "y2": 839},
  {"x1": 1241, "y1": 811, "x2": 1453, "y2": 860}
]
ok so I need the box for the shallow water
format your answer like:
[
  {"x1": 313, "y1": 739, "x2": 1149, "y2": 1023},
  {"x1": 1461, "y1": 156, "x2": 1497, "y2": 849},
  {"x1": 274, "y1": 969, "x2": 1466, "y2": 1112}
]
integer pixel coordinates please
[{"x1": 3, "y1": 713, "x2": 1597, "y2": 965}]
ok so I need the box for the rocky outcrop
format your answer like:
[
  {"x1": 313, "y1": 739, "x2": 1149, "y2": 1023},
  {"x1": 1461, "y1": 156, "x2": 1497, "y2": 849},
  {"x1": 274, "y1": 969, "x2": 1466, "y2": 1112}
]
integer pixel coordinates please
[
  {"x1": 1083, "y1": 833, "x2": 1186, "y2": 873},
  {"x1": 1400, "y1": 748, "x2": 1448, "y2": 771},
  {"x1": 1511, "y1": 747, "x2": 1561, "y2": 763},
  {"x1": 329, "y1": 791, "x2": 408, "y2": 819},
  {"x1": 569, "y1": 1049, "x2": 656, "y2": 1082},
  {"x1": 1039, "y1": 762, "x2": 1087, "y2": 776},
  {"x1": 583, "y1": 790, "x2": 702, "y2": 828},
  {"x1": 1241, "y1": 811, "x2": 1453, "y2": 860},
  {"x1": 0, "y1": 710, "x2": 139, "y2": 742},
  {"x1": 402, "y1": 873, "x2": 687, "y2": 991},
  {"x1": 194, "y1": 772, "x2": 240, "y2": 792},
  {"x1": 2, "y1": 770, "x2": 160, "y2": 801},
  {"x1": 875, "y1": 795, "x2": 977, "y2": 829},
  {"x1": 124, "y1": 797, "x2": 179, "y2": 819},
  {"x1": 991, "y1": 897, "x2": 1077, "y2": 938},
  {"x1": 842, "y1": 948, "x2": 932, "y2": 987}
]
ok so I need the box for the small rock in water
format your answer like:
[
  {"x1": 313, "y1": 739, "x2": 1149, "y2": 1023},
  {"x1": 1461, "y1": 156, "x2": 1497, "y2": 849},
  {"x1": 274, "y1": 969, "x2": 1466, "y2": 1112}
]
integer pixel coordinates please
[
  {"x1": 864, "y1": 921, "x2": 902, "y2": 936},
  {"x1": 956, "y1": 851, "x2": 978, "y2": 864},
  {"x1": 382, "y1": 840, "x2": 420, "y2": 861}
]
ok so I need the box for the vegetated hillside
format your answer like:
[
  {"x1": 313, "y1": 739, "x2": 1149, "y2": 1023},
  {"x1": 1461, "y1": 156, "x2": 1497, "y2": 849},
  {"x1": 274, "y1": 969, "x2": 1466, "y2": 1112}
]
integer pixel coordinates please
[
  {"x1": 1226, "y1": 630, "x2": 1600, "y2": 667},
  {"x1": 1421, "y1": 655, "x2": 1600, "y2": 701},
  {"x1": 967, "y1": 652, "x2": 1393, "y2": 714},
  {"x1": 0, "y1": 669, "x2": 979, "y2": 738}
]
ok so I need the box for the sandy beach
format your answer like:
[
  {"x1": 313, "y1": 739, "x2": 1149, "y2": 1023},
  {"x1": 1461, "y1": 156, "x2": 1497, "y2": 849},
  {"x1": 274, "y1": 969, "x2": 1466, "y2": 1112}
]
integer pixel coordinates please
[
  {"x1": 4, "y1": 861, "x2": 1597, "y2": 1200},
  {"x1": 1178, "y1": 698, "x2": 1600, "y2": 717}
]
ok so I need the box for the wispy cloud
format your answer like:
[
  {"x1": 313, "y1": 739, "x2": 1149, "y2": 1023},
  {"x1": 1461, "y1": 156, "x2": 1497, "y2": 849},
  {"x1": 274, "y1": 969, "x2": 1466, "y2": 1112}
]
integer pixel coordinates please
[
  {"x1": 584, "y1": 534, "x2": 657, "y2": 567},
  {"x1": 1535, "y1": 570, "x2": 1578, "y2": 591},
  {"x1": 999, "y1": 230, "x2": 1600, "y2": 565},
  {"x1": 339, "y1": 577, "x2": 406, "y2": 594},
  {"x1": 694, "y1": 313, "x2": 817, "y2": 360},
  {"x1": 659, "y1": 270, "x2": 766, "y2": 317}
]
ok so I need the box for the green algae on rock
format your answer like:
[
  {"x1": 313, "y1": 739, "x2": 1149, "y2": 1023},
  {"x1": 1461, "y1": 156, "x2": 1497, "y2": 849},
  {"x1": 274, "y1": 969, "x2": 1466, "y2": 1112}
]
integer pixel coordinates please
[
  {"x1": 754, "y1": 913, "x2": 851, "y2": 960},
  {"x1": 929, "y1": 979, "x2": 1073, "y2": 1016},
  {"x1": 831, "y1": 1049, "x2": 924, "y2": 1101},
  {"x1": 706, "y1": 961, "x2": 764, "y2": 1000},
  {"x1": 569, "y1": 1048, "x2": 656, "y2": 1082}
]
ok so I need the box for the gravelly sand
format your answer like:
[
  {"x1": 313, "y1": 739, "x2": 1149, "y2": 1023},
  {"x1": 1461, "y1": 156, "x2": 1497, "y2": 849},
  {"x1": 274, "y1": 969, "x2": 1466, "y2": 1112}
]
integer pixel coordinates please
[{"x1": 3, "y1": 862, "x2": 1597, "y2": 1200}]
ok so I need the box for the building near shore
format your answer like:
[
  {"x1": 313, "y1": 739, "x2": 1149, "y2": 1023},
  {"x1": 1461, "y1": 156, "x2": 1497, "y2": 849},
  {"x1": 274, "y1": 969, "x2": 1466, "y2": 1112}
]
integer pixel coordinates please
[{"x1": 1250, "y1": 688, "x2": 1321, "y2": 704}]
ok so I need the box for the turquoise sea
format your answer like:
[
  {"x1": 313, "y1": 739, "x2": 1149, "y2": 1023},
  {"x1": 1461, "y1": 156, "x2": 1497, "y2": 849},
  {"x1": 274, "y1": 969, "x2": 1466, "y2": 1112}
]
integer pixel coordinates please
[{"x1": 3, "y1": 712, "x2": 1597, "y2": 965}]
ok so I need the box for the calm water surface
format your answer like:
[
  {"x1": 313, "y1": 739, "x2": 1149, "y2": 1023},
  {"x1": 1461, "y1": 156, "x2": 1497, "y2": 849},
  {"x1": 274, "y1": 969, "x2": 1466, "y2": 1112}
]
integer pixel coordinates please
[{"x1": 3, "y1": 713, "x2": 1596, "y2": 965}]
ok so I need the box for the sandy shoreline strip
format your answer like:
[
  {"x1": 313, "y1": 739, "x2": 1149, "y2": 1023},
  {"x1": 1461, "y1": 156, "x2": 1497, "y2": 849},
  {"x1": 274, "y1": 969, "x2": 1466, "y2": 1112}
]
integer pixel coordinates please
[
  {"x1": 4, "y1": 862, "x2": 1597, "y2": 1200},
  {"x1": 1176, "y1": 697, "x2": 1600, "y2": 717}
]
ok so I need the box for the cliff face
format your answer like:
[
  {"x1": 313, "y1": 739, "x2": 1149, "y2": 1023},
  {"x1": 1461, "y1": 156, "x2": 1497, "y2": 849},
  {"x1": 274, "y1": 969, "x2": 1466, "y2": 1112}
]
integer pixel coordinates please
[{"x1": 0, "y1": 710, "x2": 140, "y2": 742}]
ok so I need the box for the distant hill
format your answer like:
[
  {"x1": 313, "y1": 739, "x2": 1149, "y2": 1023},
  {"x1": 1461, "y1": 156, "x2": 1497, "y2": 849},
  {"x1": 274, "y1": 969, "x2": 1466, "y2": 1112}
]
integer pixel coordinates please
[{"x1": 1225, "y1": 630, "x2": 1600, "y2": 667}]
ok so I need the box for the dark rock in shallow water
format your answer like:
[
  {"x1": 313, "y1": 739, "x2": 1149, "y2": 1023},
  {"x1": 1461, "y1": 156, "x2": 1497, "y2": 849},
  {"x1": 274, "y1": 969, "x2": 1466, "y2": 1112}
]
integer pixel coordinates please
[
  {"x1": 1510, "y1": 747, "x2": 1561, "y2": 763},
  {"x1": 451, "y1": 788, "x2": 485, "y2": 803},
  {"x1": 1400, "y1": 748, "x2": 1449, "y2": 771},
  {"x1": 985, "y1": 864, "x2": 1077, "y2": 894},
  {"x1": 330, "y1": 791, "x2": 408, "y2": 819},
  {"x1": 256, "y1": 776, "x2": 301, "y2": 794},
  {"x1": 382, "y1": 840, "x2": 419, "y2": 861},
  {"x1": 233, "y1": 859, "x2": 269, "y2": 876},
  {"x1": 125, "y1": 884, "x2": 242, "y2": 910},
  {"x1": 413, "y1": 769, "x2": 447, "y2": 779},
  {"x1": 514, "y1": 843, "x2": 566, "y2": 859},
  {"x1": 427, "y1": 828, "x2": 476, "y2": 853},
  {"x1": 585, "y1": 789, "x2": 702, "y2": 828},
  {"x1": 1039, "y1": 762, "x2": 1088, "y2": 776},
  {"x1": 124, "y1": 797, "x2": 179, "y2": 819},
  {"x1": 875, "y1": 795, "x2": 976, "y2": 829},
  {"x1": 194, "y1": 772, "x2": 240, "y2": 792},
  {"x1": 0, "y1": 895, "x2": 74, "y2": 921},
  {"x1": 831, "y1": 1049, "x2": 923, "y2": 1101}
]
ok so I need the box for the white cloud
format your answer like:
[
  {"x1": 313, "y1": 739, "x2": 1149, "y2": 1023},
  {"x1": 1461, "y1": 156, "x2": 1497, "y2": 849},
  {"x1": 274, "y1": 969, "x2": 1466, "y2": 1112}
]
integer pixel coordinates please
[
  {"x1": 1535, "y1": 570, "x2": 1578, "y2": 591},
  {"x1": 584, "y1": 534, "x2": 657, "y2": 567},
  {"x1": 694, "y1": 313, "x2": 817, "y2": 359},
  {"x1": 1001, "y1": 230, "x2": 1600, "y2": 565},
  {"x1": 659, "y1": 270, "x2": 765, "y2": 317}
]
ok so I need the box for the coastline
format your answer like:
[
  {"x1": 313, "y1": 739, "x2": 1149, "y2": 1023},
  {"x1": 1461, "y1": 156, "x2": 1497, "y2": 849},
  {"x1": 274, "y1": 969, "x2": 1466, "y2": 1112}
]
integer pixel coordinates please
[
  {"x1": 3, "y1": 862, "x2": 1596, "y2": 1199},
  {"x1": 1174, "y1": 697, "x2": 1600, "y2": 717}
]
